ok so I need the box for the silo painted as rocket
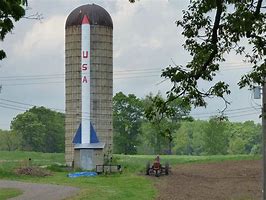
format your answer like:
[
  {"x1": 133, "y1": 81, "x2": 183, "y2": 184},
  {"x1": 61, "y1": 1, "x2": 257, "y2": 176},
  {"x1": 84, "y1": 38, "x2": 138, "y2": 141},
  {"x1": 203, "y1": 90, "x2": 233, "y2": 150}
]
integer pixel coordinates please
[{"x1": 65, "y1": 4, "x2": 113, "y2": 170}]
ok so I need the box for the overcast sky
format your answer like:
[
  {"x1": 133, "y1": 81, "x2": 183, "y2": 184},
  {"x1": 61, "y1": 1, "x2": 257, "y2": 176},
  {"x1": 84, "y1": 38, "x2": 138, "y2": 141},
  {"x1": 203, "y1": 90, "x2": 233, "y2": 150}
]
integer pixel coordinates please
[{"x1": 0, "y1": 0, "x2": 262, "y2": 130}]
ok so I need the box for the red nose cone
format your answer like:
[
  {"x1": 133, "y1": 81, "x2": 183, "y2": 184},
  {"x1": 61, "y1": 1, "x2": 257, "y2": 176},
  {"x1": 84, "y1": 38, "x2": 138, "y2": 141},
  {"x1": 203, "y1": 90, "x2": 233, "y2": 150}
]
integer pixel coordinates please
[{"x1": 82, "y1": 15, "x2": 90, "y2": 24}]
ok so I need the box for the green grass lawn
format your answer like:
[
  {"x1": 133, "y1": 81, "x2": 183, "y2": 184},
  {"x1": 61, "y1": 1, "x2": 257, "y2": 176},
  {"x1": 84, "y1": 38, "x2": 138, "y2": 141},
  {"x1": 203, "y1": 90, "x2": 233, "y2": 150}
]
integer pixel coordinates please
[
  {"x1": 0, "y1": 188, "x2": 23, "y2": 200},
  {"x1": 0, "y1": 151, "x2": 261, "y2": 200}
]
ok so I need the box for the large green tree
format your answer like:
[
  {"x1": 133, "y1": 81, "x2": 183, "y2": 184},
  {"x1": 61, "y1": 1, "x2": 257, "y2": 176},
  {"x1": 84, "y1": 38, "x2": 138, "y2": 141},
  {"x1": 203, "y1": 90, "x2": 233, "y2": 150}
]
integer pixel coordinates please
[
  {"x1": 11, "y1": 106, "x2": 65, "y2": 152},
  {"x1": 113, "y1": 92, "x2": 144, "y2": 154},
  {"x1": 0, "y1": 0, "x2": 28, "y2": 60}
]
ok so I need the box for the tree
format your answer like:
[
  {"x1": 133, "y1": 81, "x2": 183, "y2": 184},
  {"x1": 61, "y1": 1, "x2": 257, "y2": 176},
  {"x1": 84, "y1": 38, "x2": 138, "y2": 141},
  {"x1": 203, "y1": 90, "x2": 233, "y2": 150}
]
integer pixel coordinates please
[
  {"x1": 0, "y1": 129, "x2": 21, "y2": 151},
  {"x1": 226, "y1": 120, "x2": 262, "y2": 154},
  {"x1": 0, "y1": 0, "x2": 28, "y2": 60},
  {"x1": 113, "y1": 92, "x2": 144, "y2": 154},
  {"x1": 163, "y1": 0, "x2": 266, "y2": 108},
  {"x1": 11, "y1": 106, "x2": 65, "y2": 152},
  {"x1": 203, "y1": 117, "x2": 229, "y2": 155},
  {"x1": 130, "y1": 0, "x2": 266, "y2": 111},
  {"x1": 173, "y1": 120, "x2": 205, "y2": 155},
  {"x1": 173, "y1": 119, "x2": 262, "y2": 155},
  {"x1": 144, "y1": 93, "x2": 191, "y2": 154},
  {"x1": 140, "y1": 118, "x2": 169, "y2": 155}
]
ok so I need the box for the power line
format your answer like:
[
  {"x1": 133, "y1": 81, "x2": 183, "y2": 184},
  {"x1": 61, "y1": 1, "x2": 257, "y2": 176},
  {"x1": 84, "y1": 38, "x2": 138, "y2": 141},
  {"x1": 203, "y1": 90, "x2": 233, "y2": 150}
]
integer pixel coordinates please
[
  {"x1": 0, "y1": 70, "x2": 162, "y2": 81},
  {"x1": 0, "y1": 68, "x2": 164, "y2": 79},
  {"x1": 0, "y1": 99, "x2": 94, "y2": 119},
  {"x1": 229, "y1": 111, "x2": 261, "y2": 118},
  {"x1": 1, "y1": 74, "x2": 162, "y2": 86},
  {"x1": 0, "y1": 104, "x2": 25, "y2": 112},
  {"x1": 0, "y1": 102, "x2": 29, "y2": 110},
  {"x1": 1, "y1": 101, "x2": 259, "y2": 120},
  {"x1": 1, "y1": 81, "x2": 64, "y2": 86},
  {"x1": 191, "y1": 106, "x2": 261, "y2": 117},
  {"x1": 0, "y1": 97, "x2": 261, "y2": 121},
  {"x1": 0, "y1": 63, "x2": 252, "y2": 88},
  {"x1": 193, "y1": 111, "x2": 261, "y2": 120},
  {"x1": 0, "y1": 63, "x2": 251, "y2": 80},
  {"x1": 0, "y1": 103, "x2": 94, "y2": 122}
]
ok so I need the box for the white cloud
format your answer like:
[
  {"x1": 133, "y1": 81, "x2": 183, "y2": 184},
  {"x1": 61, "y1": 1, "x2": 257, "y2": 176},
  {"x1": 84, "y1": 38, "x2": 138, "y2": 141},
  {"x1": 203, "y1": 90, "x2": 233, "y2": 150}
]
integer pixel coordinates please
[{"x1": 14, "y1": 15, "x2": 65, "y2": 58}]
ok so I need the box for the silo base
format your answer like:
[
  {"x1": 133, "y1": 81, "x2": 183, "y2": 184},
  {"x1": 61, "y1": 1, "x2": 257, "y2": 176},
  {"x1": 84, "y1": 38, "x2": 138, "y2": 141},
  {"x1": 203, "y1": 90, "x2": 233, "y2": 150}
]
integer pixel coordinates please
[{"x1": 74, "y1": 143, "x2": 105, "y2": 170}]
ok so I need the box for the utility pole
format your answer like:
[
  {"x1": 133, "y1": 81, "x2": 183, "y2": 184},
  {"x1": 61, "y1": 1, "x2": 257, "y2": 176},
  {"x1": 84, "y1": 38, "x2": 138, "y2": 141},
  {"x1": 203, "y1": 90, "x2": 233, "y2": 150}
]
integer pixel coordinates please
[
  {"x1": 254, "y1": 82, "x2": 266, "y2": 199},
  {"x1": 263, "y1": 78, "x2": 266, "y2": 200}
]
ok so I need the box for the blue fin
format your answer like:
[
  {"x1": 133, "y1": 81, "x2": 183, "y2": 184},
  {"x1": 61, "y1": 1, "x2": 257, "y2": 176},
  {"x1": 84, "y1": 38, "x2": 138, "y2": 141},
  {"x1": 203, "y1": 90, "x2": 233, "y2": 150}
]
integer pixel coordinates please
[
  {"x1": 90, "y1": 123, "x2": 99, "y2": 143},
  {"x1": 73, "y1": 123, "x2": 81, "y2": 144},
  {"x1": 73, "y1": 123, "x2": 99, "y2": 144}
]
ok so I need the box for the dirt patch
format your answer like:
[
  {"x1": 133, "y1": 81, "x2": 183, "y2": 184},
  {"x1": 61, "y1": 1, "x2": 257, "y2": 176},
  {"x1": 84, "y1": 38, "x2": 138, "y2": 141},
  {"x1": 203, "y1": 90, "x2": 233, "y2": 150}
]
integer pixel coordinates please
[{"x1": 153, "y1": 160, "x2": 262, "y2": 200}]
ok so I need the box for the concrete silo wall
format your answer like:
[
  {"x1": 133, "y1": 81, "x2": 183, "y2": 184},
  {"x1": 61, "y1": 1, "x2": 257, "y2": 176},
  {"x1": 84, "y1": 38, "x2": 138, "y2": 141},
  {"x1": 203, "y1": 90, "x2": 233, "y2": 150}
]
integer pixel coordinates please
[
  {"x1": 65, "y1": 26, "x2": 81, "y2": 166},
  {"x1": 65, "y1": 25, "x2": 113, "y2": 166},
  {"x1": 90, "y1": 25, "x2": 113, "y2": 155}
]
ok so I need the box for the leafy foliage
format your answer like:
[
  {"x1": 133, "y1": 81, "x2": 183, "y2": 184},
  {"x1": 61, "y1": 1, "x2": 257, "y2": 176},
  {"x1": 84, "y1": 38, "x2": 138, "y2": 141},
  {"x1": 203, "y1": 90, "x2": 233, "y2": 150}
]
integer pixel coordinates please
[
  {"x1": 202, "y1": 117, "x2": 229, "y2": 155},
  {"x1": 129, "y1": 0, "x2": 265, "y2": 110},
  {"x1": 113, "y1": 92, "x2": 144, "y2": 154},
  {"x1": 226, "y1": 120, "x2": 262, "y2": 154},
  {"x1": 0, "y1": 0, "x2": 27, "y2": 60},
  {"x1": 173, "y1": 120, "x2": 205, "y2": 155},
  {"x1": 161, "y1": 0, "x2": 266, "y2": 108},
  {"x1": 10, "y1": 106, "x2": 65, "y2": 153},
  {"x1": 173, "y1": 119, "x2": 261, "y2": 155},
  {"x1": 0, "y1": 129, "x2": 21, "y2": 151},
  {"x1": 143, "y1": 93, "x2": 192, "y2": 154}
]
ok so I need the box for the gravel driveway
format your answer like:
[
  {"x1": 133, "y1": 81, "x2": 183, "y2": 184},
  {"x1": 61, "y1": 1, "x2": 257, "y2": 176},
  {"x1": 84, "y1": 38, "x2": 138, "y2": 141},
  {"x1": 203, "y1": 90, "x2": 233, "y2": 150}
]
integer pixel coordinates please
[{"x1": 0, "y1": 180, "x2": 79, "y2": 200}]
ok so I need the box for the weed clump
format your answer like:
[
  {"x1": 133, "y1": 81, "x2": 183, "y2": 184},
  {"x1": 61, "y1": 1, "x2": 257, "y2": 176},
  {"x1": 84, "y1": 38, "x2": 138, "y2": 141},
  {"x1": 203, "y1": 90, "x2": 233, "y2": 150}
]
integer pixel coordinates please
[{"x1": 15, "y1": 166, "x2": 51, "y2": 177}]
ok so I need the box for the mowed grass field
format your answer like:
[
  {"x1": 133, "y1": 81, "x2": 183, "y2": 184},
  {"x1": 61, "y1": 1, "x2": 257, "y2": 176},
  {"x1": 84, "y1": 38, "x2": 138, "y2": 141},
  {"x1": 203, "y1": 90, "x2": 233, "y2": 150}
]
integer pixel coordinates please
[{"x1": 0, "y1": 151, "x2": 261, "y2": 200}]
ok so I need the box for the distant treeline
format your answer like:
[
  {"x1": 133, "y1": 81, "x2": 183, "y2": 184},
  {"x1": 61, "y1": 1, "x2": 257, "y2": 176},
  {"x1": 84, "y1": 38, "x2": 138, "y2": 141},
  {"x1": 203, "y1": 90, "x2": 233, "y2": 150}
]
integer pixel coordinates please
[
  {"x1": 0, "y1": 92, "x2": 262, "y2": 155},
  {"x1": 113, "y1": 92, "x2": 262, "y2": 155}
]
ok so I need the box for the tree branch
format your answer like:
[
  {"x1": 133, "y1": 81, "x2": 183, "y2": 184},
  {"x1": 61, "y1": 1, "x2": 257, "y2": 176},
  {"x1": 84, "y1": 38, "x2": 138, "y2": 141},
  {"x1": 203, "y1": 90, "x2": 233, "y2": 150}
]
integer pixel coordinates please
[
  {"x1": 255, "y1": 0, "x2": 263, "y2": 16},
  {"x1": 195, "y1": 0, "x2": 223, "y2": 79}
]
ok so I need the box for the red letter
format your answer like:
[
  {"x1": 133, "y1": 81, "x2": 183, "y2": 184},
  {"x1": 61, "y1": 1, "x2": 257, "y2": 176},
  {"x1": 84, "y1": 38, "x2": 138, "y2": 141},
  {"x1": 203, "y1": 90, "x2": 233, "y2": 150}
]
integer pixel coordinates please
[
  {"x1": 82, "y1": 64, "x2": 87, "y2": 70},
  {"x1": 82, "y1": 51, "x2": 88, "y2": 58}
]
